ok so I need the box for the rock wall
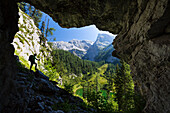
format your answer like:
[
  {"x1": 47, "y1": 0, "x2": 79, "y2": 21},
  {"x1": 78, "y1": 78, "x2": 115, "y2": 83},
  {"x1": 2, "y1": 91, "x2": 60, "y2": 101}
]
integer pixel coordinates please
[
  {"x1": 113, "y1": 0, "x2": 170, "y2": 112},
  {"x1": 21, "y1": 0, "x2": 137, "y2": 33},
  {"x1": 0, "y1": 0, "x2": 19, "y2": 111},
  {"x1": 0, "y1": 0, "x2": 169, "y2": 112}
]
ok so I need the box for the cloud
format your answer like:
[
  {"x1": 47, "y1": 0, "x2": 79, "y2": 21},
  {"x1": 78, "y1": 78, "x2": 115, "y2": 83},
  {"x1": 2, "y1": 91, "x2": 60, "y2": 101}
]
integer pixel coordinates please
[{"x1": 99, "y1": 30, "x2": 117, "y2": 38}]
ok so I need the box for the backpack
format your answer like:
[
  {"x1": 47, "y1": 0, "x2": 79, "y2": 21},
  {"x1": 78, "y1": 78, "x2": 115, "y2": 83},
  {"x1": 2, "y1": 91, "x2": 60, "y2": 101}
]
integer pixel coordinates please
[{"x1": 28, "y1": 55, "x2": 34, "y2": 62}]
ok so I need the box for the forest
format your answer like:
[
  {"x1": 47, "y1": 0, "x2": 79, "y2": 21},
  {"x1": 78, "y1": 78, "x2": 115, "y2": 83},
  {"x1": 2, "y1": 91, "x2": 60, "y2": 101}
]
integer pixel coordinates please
[{"x1": 46, "y1": 49, "x2": 145, "y2": 113}]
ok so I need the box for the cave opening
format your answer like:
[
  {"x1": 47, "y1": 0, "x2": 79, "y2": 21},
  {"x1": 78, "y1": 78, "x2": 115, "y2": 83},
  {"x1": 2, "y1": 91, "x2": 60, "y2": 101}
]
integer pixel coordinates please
[
  {"x1": 10, "y1": 2, "x2": 146, "y2": 113},
  {"x1": 1, "y1": 0, "x2": 169, "y2": 113}
]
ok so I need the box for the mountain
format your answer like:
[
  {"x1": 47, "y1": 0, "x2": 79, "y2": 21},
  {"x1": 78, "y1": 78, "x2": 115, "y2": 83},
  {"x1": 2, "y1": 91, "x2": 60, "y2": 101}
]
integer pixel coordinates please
[
  {"x1": 83, "y1": 33, "x2": 114, "y2": 61},
  {"x1": 68, "y1": 39, "x2": 94, "y2": 50},
  {"x1": 52, "y1": 39, "x2": 93, "y2": 57},
  {"x1": 94, "y1": 44, "x2": 119, "y2": 64}
]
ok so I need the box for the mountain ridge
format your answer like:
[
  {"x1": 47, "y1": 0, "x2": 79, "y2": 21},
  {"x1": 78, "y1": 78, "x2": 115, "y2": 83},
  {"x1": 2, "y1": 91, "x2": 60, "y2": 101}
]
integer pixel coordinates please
[
  {"x1": 52, "y1": 33, "x2": 118, "y2": 63},
  {"x1": 52, "y1": 39, "x2": 93, "y2": 57}
]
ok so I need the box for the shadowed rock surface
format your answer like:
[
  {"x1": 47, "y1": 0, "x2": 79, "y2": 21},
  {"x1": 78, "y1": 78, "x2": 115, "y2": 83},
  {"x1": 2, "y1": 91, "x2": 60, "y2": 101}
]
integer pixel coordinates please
[
  {"x1": 0, "y1": 0, "x2": 170, "y2": 112},
  {"x1": 3, "y1": 69, "x2": 94, "y2": 113}
]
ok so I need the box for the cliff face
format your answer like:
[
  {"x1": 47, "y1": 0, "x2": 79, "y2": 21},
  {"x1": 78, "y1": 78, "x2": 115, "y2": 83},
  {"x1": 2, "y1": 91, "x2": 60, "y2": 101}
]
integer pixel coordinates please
[
  {"x1": 12, "y1": 9, "x2": 52, "y2": 70},
  {"x1": 0, "y1": 0, "x2": 170, "y2": 112},
  {"x1": 113, "y1": 1, "x2": 170, "y2": 112}
]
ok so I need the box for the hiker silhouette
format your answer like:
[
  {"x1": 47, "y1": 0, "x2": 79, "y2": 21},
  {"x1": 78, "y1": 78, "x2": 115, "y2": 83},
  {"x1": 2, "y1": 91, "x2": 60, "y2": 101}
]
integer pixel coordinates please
[{"x1": 29, "y1": 54, "x2": 39, "y2": 71}]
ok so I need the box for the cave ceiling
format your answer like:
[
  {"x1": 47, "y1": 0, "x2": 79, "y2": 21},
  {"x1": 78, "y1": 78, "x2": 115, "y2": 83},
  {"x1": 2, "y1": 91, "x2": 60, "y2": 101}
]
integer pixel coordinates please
[{"x1": 18, "y1": 0, "x2": 138, "y2": 34}]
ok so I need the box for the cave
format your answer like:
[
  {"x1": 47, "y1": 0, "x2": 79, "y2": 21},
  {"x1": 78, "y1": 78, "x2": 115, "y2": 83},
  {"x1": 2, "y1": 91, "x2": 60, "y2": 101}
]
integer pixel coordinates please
[{"x1": 0, "y1": 0, "x2": 170, "y2": 113}]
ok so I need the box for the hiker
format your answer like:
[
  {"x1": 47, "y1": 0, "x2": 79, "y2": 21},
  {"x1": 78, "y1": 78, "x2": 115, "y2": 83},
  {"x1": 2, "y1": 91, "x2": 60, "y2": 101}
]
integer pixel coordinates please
[{"x1": 29, "y1": 54, "x2": 39, "y2": 71}]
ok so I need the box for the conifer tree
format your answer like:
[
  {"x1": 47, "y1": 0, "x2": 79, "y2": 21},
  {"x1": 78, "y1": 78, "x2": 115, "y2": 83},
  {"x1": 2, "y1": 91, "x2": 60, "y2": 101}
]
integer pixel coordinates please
[
  {"x1": 114, "y1": 60, "x2": 135, "y2": 111},
  {"x1": 32, "y1": 9, "x2": 42, "y2": 28},
  {"x1": 17, "y1": 2, "x2": 42, "y2": 28},
  {"x1": 95, "y1": 74, "x2": 99, "y2": 93},
  {"x1": 44, "y1": 18, "x2": 56, "y2": 41},
  {"x1": 106, "y1": 71, "x2": 115, "y2": 99}
]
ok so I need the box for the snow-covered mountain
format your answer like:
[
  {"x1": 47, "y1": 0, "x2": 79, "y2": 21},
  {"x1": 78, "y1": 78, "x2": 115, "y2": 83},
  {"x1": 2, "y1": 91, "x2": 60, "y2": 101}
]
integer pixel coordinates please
[
  {"x1": 82, "y1": 34, "x2": 114, "y2": 61},
  {"x1": 52, "y1": 33, "x2": 118, "y2": 63},
  {"x1": 52, "y1": 39, "x2": 93, "y2": 57},
  {"x1": 69, "y1": 39, "x2": 94, "y2": 51}
]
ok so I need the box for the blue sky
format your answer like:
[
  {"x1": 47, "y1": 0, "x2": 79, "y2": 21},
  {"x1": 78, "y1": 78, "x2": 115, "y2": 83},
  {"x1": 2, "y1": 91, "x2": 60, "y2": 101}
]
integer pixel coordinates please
[{"x1": 41, "y1": 13, "x2": 116, "y2": 42}]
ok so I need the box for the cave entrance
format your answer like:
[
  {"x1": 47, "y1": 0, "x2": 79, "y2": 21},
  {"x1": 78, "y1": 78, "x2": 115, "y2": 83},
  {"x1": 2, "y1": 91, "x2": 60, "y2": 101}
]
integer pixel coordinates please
[{"x1": 13, "y1": 2, "x2": 144, "y2": 113}]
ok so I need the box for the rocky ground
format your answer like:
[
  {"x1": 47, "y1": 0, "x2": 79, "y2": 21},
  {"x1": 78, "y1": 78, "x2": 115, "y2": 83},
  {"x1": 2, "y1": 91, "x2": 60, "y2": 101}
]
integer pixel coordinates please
[{"x1": 2, "y1": 66, "x2": 95, "y2": 113}]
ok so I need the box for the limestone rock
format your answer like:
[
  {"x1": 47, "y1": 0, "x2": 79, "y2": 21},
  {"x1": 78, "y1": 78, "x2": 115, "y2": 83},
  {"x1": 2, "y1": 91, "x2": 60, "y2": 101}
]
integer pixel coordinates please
[
  {"x1": 112, "y1": 1, "x2": 170, "y2": 113},
  {"x1": 12, "y1": 9, "x2": 52, "y2": 71}
]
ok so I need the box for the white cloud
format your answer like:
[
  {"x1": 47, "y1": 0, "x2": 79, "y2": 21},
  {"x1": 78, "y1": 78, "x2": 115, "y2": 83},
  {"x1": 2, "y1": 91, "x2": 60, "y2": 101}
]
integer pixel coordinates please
[{"x1": 99, "y1": 30, "x2": 117, "y2": 37}]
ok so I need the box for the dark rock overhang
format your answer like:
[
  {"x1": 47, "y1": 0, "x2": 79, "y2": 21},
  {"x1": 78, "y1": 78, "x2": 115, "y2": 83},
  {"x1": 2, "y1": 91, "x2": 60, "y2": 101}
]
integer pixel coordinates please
[{"x1": 17, "y1": 0, "x2": 138, "y2": 34}]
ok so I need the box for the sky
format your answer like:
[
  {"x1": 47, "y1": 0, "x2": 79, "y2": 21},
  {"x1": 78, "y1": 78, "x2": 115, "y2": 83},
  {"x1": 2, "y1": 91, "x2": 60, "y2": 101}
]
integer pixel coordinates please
[{"x1": 41, "y1": 13, "x2": 116, "y2": 42}]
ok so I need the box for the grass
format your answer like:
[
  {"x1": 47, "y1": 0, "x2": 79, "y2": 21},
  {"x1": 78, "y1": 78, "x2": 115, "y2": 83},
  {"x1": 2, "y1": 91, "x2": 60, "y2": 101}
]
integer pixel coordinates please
[{"x1": 75, "y1": 88, "x2": 84, "y2": 97}]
